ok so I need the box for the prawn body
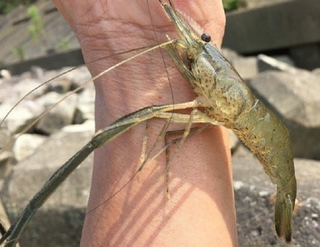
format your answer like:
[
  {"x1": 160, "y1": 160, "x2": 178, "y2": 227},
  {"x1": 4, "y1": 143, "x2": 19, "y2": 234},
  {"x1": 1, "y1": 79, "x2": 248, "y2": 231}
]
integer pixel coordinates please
[{"x1": 160, "y1": 1, "x2": 297, "y2": 243}]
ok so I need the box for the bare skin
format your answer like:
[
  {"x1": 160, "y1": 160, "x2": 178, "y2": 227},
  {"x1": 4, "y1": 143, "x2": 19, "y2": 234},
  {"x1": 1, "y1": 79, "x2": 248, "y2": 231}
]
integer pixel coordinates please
[{"x1": 51, "y1": 0, "x2": 238, "y2": 246}]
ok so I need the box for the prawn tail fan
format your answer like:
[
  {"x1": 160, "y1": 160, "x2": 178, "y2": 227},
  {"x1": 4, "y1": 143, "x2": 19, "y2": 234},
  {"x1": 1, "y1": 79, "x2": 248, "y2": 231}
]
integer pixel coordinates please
[{"x1": 274, "y1": 192, "x2": 294, "y2": 243}]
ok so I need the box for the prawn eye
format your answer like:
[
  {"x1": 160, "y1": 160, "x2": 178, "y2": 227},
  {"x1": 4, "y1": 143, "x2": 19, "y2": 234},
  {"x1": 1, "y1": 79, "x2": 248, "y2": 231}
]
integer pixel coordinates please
[{"x1": 201, "y1": 33, "x2": 211, "y2": 42}]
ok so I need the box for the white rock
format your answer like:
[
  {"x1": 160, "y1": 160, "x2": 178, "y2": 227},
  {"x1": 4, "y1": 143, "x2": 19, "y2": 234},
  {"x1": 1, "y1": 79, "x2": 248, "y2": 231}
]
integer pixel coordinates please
[
  {"x1": 35, "y1": 92, "x2": 78, "y2": 134},
  {"x1": 13, "y1": 134, "x2": 46, "y2": 161}
]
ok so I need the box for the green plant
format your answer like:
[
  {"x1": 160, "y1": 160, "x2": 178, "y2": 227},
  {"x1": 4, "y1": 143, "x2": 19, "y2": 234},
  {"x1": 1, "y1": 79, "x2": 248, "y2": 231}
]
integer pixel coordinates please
[
  {"x1": 0, "y1": 0, "x2": 38, "y2": 15},
  {"x1": 27, "y1": 5, "x2": 45, "y2": 42},
  {"x1": 223, "y1": 0, "x2": 239, "y2": 11},
  {"x1": 57, "y1": 37, "x2": 72, "y2": 52}
]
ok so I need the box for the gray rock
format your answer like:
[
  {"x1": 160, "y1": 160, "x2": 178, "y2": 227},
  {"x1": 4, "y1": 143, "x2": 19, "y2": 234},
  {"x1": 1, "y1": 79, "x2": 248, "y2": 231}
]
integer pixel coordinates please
[
  {"x1": 0, "y1": 76, "x2": 48, "y2": 105},
  {"x1": 0, "y1": 198, "x2": 12, "y2": 243},
  {"x1": 35, "y1": 92, "x2": 78, "y2": 134},
  {"x1": 242, "y1": 0, "x2": 290, "y2": 9},
  {"x1": 75, "y1": 82, "x2": 95, "y2": 122},
  {"x1": 249, "y1": 70, "x2": 320, "y2": 159},
  {"x1": 2, "y1": 129, "x2": 94, "y2": 247},
  {"x1": 0, "y1": 131, "x2": 13, "y2": 189},
  {"x1": 232, "y1": 143, "x2": 251, "y2": 157},
  {"x1": 290, "y1": 44, "x2": 320, "y2": 70},
  {"x1": 221, "y1": 48, "x2": 240, "y2": 62},
  {"x1": 312, "y1": 67, "x2": 320, "y2": 77},
  {"x1": 47, "y1": 77, "x2": 74, "y2": 94},
  {"x1": 233, "y1": 156, "x2": 320, "y2": 246},
  {"x1": 12, "y1": 78, "x2": 48, "y2": 101},
  {"x1": 0, "y1": 101, "x2": 44, "y2": 134},
  {"x1": 61, "y1": 119, "x2": 95, "y2": 133},
  {"x1": 0, "y1": 69, "x2": 11, "y2": 79},
  {"x1": 45, "y1": 66, "x2": 92, "y2": 93},
  {"x1": 229, "y1": 129, "x2": 240, "y2": 153},
  {"x1": 19, "y1": 66, "x2": 46, "y2": 81},
  {"x1": 222, "y1": 48, "x2": 258, "y2": 80},
  {"x1": 257, "y1": 54, "x2": 300, "y2": 74},
  {"x1": 61, "y1": 65, "x2": 92, "y2": 89},
  {"x1": 41, "y1": 69, "x2": 63, "y2": 85},
  {"x1": 0, "y1": 130, "x2": 10, "y2": 150},
  {"x1": 13, "y1": 134, "x2": 46, "y2": 161},
  {"x1": 0, "y1": 151, "x2": 12, "y2": 173},
  {"x1": 0, "y1": 151, "x2": 12, "y2": 190},
  {"x1": 0, "y1": 79, "x2": 16, "y2": 104},
  {"x1": 29, "y1": 66, "x2": 45, "y2": 79},
  {"x1": 42, "y1": 66, "x2": 91, "y2": 94}
]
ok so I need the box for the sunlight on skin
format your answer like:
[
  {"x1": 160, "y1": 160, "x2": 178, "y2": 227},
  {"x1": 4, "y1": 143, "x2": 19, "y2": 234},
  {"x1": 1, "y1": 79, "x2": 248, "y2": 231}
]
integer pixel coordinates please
[{"x1": 52, "y1": 0, "x2": 238, "y2": 246}]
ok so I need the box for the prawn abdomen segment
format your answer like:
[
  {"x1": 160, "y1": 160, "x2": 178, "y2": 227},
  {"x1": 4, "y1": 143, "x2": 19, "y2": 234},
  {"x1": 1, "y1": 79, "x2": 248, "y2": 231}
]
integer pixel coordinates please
[{"x1": 233, "y1": 101, "x2": 295, "y2": 181}]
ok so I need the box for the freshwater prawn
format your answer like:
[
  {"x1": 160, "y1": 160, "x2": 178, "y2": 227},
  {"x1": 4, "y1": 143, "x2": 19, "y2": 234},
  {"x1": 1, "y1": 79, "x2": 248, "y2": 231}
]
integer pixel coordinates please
[
  {"x1": 0, "y1": 0, "x2": 296, "y2": 245},
  {"x1": 159, "y1": 0, "x2": 297, "y2": 243}
]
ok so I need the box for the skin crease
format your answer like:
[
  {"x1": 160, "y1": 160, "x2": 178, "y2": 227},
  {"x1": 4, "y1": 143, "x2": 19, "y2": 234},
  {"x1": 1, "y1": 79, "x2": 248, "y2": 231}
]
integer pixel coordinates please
[{"x1": 51, "y1": 0, "x2": 238, "y2": 246}]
